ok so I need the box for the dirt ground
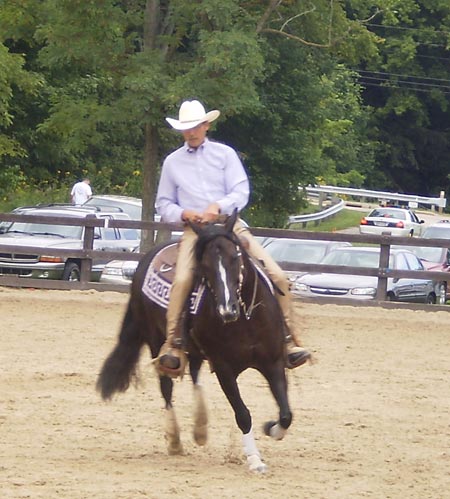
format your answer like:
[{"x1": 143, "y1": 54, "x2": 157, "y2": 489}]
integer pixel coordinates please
[{"x1": 1, "y1": 287, "x2": 449, "y2": 499}]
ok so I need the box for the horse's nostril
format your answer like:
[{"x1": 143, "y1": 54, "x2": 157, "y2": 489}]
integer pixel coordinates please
[{"x1": 220, "y1": 304, "x2": 240, "y2": 323}]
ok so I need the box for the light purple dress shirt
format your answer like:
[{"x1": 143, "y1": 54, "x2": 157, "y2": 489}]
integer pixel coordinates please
[{"x1": 156, "y1": 138, "x2": 250, "y2": 223}]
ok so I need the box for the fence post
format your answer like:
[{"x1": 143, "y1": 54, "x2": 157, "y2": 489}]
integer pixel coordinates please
[
  {"x1": 376, "y1": 235, "x2": 391, "y2": 300},
  {"x1": 80, "y1": 214, "x2": 96, "y2": 283}
]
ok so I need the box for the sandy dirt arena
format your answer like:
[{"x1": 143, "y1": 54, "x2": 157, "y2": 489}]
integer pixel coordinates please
[{"x1": 1, "y1": 287, "x2": 449, "y2": 499}]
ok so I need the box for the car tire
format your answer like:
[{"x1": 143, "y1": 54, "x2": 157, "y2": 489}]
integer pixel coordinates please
[
  {"x1": 426, "y1": 293, "x2": 436, "y2": 305},
  {"x1": 62, "y1": 262, "x2": 81, "y2": 281},
  {"x1": 437, "y1": 283, "x2": 447, "y2": 305},
  {"x1": 386, "y1": 292, "x2": 395, "y2": 301}
]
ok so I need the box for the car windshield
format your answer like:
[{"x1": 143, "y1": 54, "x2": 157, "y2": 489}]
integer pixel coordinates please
[
  {"x1": 398, "y1": 246, "x2": 443, "y2": 262},
  {"x1": 321, "y1": 250, "x2": 382, "y2": 268},
  {"x1": 84, "y1": 198, "x2": 142, "y2": 220},
  {"x1": 266, "y1": 240, "x2": 329, "y2": 264},
  {"x1": 7, "y1": 221, "x2": 83, "y2": 239},
  {"x1": 369, "y1": 209, "x2": 406, "y2": 220}
]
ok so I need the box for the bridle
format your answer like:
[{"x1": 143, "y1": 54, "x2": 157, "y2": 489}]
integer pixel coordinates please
[
  {"x1": 236, "y1": 248, "x2": 260, "y2": 320},
  {"x1": 200, "y1": 239, "x2": 260, "y2": 321}
]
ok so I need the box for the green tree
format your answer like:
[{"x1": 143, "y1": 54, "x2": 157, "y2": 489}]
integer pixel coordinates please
[
  {"x1": 347, "y1": 0, "x2": 450, "y2": 197},
  {"x1": 0, "y1": 0, "x2": 382, "y2": 230}
]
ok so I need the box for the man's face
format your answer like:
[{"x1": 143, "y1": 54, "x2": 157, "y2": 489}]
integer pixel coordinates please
[{"x1": 182, "y1": 122, "x2": 210, "y2": 148}]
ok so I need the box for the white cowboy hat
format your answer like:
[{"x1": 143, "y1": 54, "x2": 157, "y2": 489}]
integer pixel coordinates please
[{"x1": 166, "y1": 100, "x2": 220, "y2": 131}]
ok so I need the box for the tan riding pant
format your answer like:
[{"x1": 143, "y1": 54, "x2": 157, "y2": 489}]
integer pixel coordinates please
[{"x1": 165, "y1": 219, "x2": 298, "y2": 342}]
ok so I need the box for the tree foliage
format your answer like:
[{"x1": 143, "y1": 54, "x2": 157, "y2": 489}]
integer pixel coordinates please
[{"x1": 1, "y1": 1, "x2": 447, "y2": 226}]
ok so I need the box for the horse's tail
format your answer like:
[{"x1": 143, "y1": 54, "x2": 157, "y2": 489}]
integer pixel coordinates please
[{"x1": 96, "y1": 301, "x2": 144, "y2": 400}]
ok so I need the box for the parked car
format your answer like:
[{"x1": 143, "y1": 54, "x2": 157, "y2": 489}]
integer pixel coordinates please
[
  {"x1": 393, "y1": 244, "x2": 450, "y2": 304},
  {"x1": 83, "y1": 195, "x2": 142, "y2": 219},
  {"x1": 422, "y1": 220, "x2": 450, "y2": 239},
  {"x1": 294, "y1": 246, "x2": 438, "y2": 304},
  {"x1": 359, "y1": 207, "x2": 425, "y2": 237},
  {"x1": 0, "y1": 206, "x2": 140, "y2": 281},
  {"x1": 264, "y1": 238, "x2": 352, "y2": 286},
  {"x1": 100, "y1": 246, "x2": 140, "y2": 285}
]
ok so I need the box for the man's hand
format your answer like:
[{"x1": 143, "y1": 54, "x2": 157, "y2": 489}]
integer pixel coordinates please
[
  {"x1": 201, "y1": 203, "x2": 221, "y2": 223},
  {"x1": 181, "y1": 209, "x2": 203, "y2": 223}
]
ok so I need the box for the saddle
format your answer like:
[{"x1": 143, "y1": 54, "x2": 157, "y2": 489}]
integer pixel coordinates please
[
  {"x1": 142, "y1": 241, "x2": 275, "y2": 314},
  {"x1": 142, "y1": 243, "x2": 206, "y2": 314}
]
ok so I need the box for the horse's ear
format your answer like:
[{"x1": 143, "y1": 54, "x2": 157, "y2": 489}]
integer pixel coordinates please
[{"x1": 224, "y1": 208, "x2": 238, "y2": 233}]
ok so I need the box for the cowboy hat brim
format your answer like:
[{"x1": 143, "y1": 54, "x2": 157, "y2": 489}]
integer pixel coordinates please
[{"x1": 166, "y1": 110, "x2": 220, "y2": 131}]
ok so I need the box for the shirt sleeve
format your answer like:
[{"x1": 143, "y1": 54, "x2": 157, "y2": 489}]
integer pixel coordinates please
[
  {"x1": 215, "y1": 148, "x2": 250, "y2": 215},
  {"x1": 155, "y1": 159, "x2": 184, "y2": 223}
]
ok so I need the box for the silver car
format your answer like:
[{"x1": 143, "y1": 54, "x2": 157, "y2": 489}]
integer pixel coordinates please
[
  {"x1": 294, "y1": 246, "x2": 437, "y2": 304},
  {"x1": 264, "y1": 238, "x2": 352, "y2": 287},
  {"x1": 0, "y1": 206, "x2": 140, "y2": 281}
]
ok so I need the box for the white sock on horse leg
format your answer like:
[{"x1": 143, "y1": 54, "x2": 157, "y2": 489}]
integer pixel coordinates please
[{"x1": 242, "y1": 427, "x2": 260, "y2": 458}]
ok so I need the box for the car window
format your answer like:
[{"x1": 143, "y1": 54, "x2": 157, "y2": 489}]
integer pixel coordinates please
[
  {"x1": 7, "y1": 221, "x2": 83, "y2": 239},
  {"x1": 266, "y1": 240, "x2": 328, "y2": 264},
  {"x1": 393, "y1": 253, "x2": 408, "y2": 270},
  {"x1": 119, "y1": 228, "x2": 140, "y2": 240},
  {"x1": 403, "y1": 252, "x2": 424, "y2": 270},
  {"x1": 369, "y1": 209, "x2": 405, "y2": 220},
  {"x1": 102, "y1": 227, "x2": 119, "y2": 240},
  {"x1": 408, "y1": 246, "x2": 443, "y2": 262},
  {"x1": 422, "y1": 226, "x2": 450, "y2": 239},
  {"x1": 410, "y1": 211, "x2": 419, "y2": 223}
]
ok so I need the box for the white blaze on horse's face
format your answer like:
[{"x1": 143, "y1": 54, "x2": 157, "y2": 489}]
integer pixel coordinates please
[{"x1": 217, "y1": 254, "x2": 240, "y2": 323}]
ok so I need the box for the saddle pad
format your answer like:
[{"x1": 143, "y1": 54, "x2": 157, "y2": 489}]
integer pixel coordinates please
[
  {"x1": 142, "y1": 243, "x2": 206, "y2": 314},
  {"x1": 142, "y1": 242, "x2": 275, "y2": 315}
]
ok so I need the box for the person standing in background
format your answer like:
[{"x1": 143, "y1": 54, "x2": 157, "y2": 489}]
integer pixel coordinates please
[{"x1": 71, "y1": 178, "x2": 92, "y2": 205}]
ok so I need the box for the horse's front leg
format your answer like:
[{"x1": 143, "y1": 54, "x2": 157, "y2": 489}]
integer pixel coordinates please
[
  {"x1": 159, "y1": 375, "x2": 184, "y2": 455},
  {"x1": 261, "y1": 363, "x2": 292, "y2": 441},
  {"x1": 189, "y1": 356, "x2": 208, "y2": 446},
  {"x1": 214, "y1": 365, "x2": 267, "y2": 474}
]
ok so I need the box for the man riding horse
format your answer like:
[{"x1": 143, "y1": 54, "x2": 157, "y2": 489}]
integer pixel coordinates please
[{"x1": 155, "y1": 99, "x2": 311, "y2": 377}]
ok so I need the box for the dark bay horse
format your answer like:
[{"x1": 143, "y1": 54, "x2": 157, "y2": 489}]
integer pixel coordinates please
[{"x1": 96, "y1": 210, "x2": 294, "y2": 473}]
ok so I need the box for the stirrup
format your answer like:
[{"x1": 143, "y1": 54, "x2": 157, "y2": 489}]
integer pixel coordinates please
[
  {"x1": 286, "y1": 347, "x2": 311, "y2": 369},
  {"x1": 154, "y1": 343, "x2": 187, "y2": 378}
]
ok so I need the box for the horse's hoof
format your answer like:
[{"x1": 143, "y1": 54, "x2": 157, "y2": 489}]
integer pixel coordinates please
[
  {"x1": 193, "y1": 426, "x2": 208, "y2": 446},
  {"x1": 263, "y1": 421, "x2": 286, "y2": 441},
  {"x1": 247, "y1": 454, "x2": 267, "y2": 474},
  {"x1": 286, "y1": 349, "x2": 311, "y2": 369},
  {"x1": 167, "y1": 442, "x2": 184, "y2": 455},
  {"x1": 263, "y1": 421, "x2": 276, "y2": 437}
]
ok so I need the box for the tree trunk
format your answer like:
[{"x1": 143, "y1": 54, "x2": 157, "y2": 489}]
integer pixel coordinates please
[
  {"x1": 140, "y1": 0, "x2": 160, "y2": 252},
  {"x1": 141, "y1": 122, "x2": 158, "y2": 252}
]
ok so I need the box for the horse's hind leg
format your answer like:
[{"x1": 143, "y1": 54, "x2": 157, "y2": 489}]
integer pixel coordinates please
[
  {"x1": 159, "y1": 375, "x2": 184, "y2": 455},
  {"x1": 261, "y1": 364, "x2": 292, "y2": 441},
  {"x1": 214, "y1": 366, "x2": 267, "y2": 473},
  {"x1": 189, "y1": 356, "x2": 207, "y2": 446}
]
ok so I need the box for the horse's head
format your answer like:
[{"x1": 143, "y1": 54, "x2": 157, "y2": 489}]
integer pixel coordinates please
[{"x1": 190, "y1": 210, "x2": 242, "y2": 323}]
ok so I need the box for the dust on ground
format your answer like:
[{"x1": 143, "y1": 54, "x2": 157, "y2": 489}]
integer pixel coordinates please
[{"x1": 1, "y1": 287, "x2": 449, "y2": 498}]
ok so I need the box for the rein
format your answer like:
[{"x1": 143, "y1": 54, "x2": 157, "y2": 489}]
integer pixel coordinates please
[{"x1": 237, "y1": 251, "x2": 261, "y2": 320}]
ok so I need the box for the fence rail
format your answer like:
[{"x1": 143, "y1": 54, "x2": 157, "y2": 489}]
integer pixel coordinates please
[
  {"x1": 303, "y1": 185, "x2": 447, "y2": 209},
  {"x1": 287, "y1": 199, "x2": 345, "y2": 226},
  {"x1": 1, "y1": 212, "x2": 450, "y2": 308}
]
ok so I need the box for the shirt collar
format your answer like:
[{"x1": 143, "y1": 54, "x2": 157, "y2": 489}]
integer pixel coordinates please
[{"x1": 185, "y1": 137, "x2": 209, "y2": 153}]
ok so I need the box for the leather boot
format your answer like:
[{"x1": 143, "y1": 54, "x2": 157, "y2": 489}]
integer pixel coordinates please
[
  {"x1": 284, "y1": 327, "x2": 311, "y2": 369},
  {"x1": 157, "y1": 323, "x2": 187, "y2": 378}
]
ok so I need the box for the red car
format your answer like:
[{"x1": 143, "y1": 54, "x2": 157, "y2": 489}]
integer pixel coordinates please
[{"x1": 393, "y1": 245, "x2": 450, "y2": 305}]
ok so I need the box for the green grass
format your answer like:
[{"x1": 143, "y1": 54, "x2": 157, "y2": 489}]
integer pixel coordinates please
[{"x1": 288, "y1": 208, "x2": 363, "y2": 232}]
